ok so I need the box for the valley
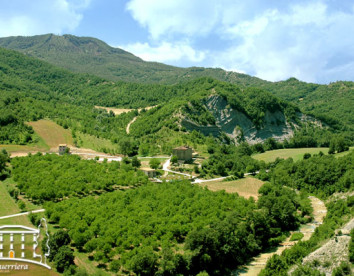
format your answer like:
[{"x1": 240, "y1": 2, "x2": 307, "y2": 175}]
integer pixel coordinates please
[{"x1": 0, "y1": 34, "x2": 353, "y2": 276}]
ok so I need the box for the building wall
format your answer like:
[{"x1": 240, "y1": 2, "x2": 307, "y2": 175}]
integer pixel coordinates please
[
  {"x1": 173, "y1": 148, "x2": 192, "y2": 161},
  {"x1": 58, "y1": 146, "x2": 67, "y2": 155}
]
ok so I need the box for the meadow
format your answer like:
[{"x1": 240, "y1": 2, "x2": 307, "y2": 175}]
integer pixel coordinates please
[
  {"x1": 27, "y1": 120, "x2": 73, "y2": 149},
  {"x1": 252, "y1": 147, "x2": 329, "y2": 162},
  {"x1": 253, "y1": 147, "x2": 354, "y2": 163}
]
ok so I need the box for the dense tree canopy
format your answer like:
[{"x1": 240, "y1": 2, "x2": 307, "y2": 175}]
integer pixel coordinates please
[
  {"x1": 44, "y1": 181, "x2": 309, "y2": 275},
  {"x1": 269, "y1": 151, "x2": 354, "y2": 197},
  {"x1": 11, "y1": 153, "x2": 148, "y2": 202}
]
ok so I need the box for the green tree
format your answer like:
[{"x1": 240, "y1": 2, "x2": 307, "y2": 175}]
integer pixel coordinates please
[
  {"x1": 149, "y1": 158, "x2": 160, "y2": 169},
  {"x1": 119, "y1": 139, "x2": 132, "y2": 156},
  {"x1": 131, "y1": 156, "x2": 141, "y2": 168},
  {"x1": 171, "y1": 155, "x2": 178, "y2": 165},
  {"x1": 18, "y1": 200, "x2": 26, "y2": 211},
  {"x1": 328, "y1": 140, "x2": 335, "y2": 154},
  {"x1": 129, "y1": 247, "x2": 158, "y2": 276},
  {"x1": 53, "y1": 246, "x2": 75, "y2": 273},
  {"x1": 332, "y1": 262, "x2": 351, "y2": 276},
  {"x1": 48, "y1": 230, "x2": 71, "y2": 261},
  {"x1": 0, "y1": 149, "x2": 10, "y2": 180}
]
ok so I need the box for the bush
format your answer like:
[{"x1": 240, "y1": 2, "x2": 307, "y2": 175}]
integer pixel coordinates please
[{"x1": 290, "y1": 232, "x2": 304, "y2": 241}]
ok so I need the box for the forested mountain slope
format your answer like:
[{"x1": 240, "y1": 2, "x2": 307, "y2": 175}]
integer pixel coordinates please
[
  {"x1": 0, "y1": 34, "x2": 353, "y2": 133},
  {"x1": 0, "y1": 47, "x2": 343, "y2": 150},
  {"x1": 259, "y1": 78, "x2": 354, "y2": 131},
  {"x1": 0, "y1": 34, "x2": 263, "y2": 86}
]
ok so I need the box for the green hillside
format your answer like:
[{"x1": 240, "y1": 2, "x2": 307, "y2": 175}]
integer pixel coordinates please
[
  {"x1": 0, "y1": 34, "x2": 263, "y2": 86},
  {"x1": 0, "y1": 46, "x2": 349, "y2": 156},
  {"x1": 259, "y1": 78, "x2": 354, "y2": 131},
  {"x1": 0, "y1": 34, "x2": 353, "y2": 133}
]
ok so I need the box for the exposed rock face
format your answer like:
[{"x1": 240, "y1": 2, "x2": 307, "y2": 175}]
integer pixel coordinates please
[
  {"x1": 292, "y1": 218, "x2": 354, "y2": 276},
  {"x1": 181, "y1": 119, "x2": 221, "y2": 137},
  {"x1": 182, "y1": 95, "x2": 295, "y2": 144}
]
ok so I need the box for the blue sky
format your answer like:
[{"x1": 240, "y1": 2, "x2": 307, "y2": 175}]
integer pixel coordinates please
[{"x1": 1, "y1": 0, "x2": 354, "y2": 84}]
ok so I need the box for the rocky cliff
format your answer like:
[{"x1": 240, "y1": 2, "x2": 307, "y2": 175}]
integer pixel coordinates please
[{"x1": 181, "y1": 95, "x2": 320, "y2": 144}]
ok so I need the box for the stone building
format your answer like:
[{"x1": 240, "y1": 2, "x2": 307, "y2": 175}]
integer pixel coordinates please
[
  {"x1": 172, "y1": 146, "x2": 193, "y2": 161},
  {"x1": 58, "y1": 144, "x2": 68, "y2": 155}
]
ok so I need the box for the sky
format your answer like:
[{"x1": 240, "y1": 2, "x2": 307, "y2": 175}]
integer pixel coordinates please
[{"x1": 1, "y1": 0, "x2": 354, "y2": 84}]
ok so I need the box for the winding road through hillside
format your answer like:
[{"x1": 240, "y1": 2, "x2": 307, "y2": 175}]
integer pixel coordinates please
[
  {"x1": 126, "y1": 116, "x2": 137, "y2": 134},
  {"x1": 235, "y1": 196, "x2": 327, "y2": 276}
]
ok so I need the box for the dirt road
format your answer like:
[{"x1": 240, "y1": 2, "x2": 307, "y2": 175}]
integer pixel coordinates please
[
  {"x1": 235, "y1": 196, "x2": 327, "y2": 276},
  {"x1": 126, "y1": 116, "x2": 137, "y2": 134}
]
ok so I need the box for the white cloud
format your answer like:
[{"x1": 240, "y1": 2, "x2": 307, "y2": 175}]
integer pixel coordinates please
[
  {"x1": 126, "y1": 0, "x2": 354, "y2": 83},
  {"x1": 215, "y1": 1, "x2": 354, "y2": 82},
  {"x1": 126, "y1": 0, "x2": 225, "y2": 39},
  {"x1": 120, "y1": 41, "x2": 206, "y2": 64},
  {"x1": 0, "y1": 0, "x2": 91, "y2": 37}
]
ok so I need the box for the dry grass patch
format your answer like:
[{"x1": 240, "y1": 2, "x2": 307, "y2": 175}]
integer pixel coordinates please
[
  {"x1": 27, "y1": 120, "x2": 73, "y2": 149},
  {"x1": 95, "y1": 105, "x2": 156, "y2": 115},
  {"x1": 198, "y1": 177, "x2": 264, "y2": 200}
]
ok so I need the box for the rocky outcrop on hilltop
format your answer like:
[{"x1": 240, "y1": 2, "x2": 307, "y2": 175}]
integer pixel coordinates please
[{"x1": 181, "y1": 95, "x2": 308, "y2": 144}]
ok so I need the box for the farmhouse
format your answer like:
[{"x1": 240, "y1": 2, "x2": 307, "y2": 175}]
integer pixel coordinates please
[
  {"x1": 58, "y1": 144, "x2": 68, "y2": 155},
  {"x1": 173, "y1": 146, "x2": 193, "y2": 161}
]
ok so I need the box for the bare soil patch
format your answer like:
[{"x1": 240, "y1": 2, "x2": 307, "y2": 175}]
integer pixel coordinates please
[
  {"x1": 198, "y1": 177, "x2": 264, "y2": 200},
  {"x1": 95, "y1": 105, "x2": 156, "y2": 115}
]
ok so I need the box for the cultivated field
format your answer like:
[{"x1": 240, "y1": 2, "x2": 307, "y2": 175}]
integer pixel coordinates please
[
  {"x1": 27, "y1": 120, "x2": 73, "y2": 149},
  {"x1": 198, "y1": 177, "x2": 264, "y2": 200}
]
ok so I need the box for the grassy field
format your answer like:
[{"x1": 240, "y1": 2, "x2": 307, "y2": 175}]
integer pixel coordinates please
[
  {"x1": 0, "y1": 180, "x2": 21, "y2": 216},
  {"x1": 76, "y1": 132, "x2": 118, "y2": 153},
  {"x1": 27, "y1": 120, "x2": 73, "y2": 149},
  {"x1": 252, "y1": 148, "x2": 329, "y2": 163},
  {"x1": 3, "y1": 178, "x2": 40, "y2": 213},
  {"x1": 0, "y1": 181, "x2": 33, "y2": 227},
  {"x1": 198, "y1": 177, "x2": 264, "y2": 200},
  {"x1": 74, "y1": 252, "x2": 111, "y2": 275},
  {"x1": 334, "y1": 147, "x2": 354, "y2": 158},
  {"x1": 253, "y1": 147, "x2": 354, "y2": 163},
  {"x1": 0, "y1": 133, "x2": 49, "y2": 155}
]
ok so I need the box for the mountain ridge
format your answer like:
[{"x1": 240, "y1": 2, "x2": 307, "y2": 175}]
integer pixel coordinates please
[
  {"x1": 0, "y1": 46, "x2": 332, "y2": 148},
  {"x1": 0, "y1": 33, "x2": 266, "y2": 86},
  {"x1": 0, "y1": 34, "x2": 353, "y2": 138}
]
